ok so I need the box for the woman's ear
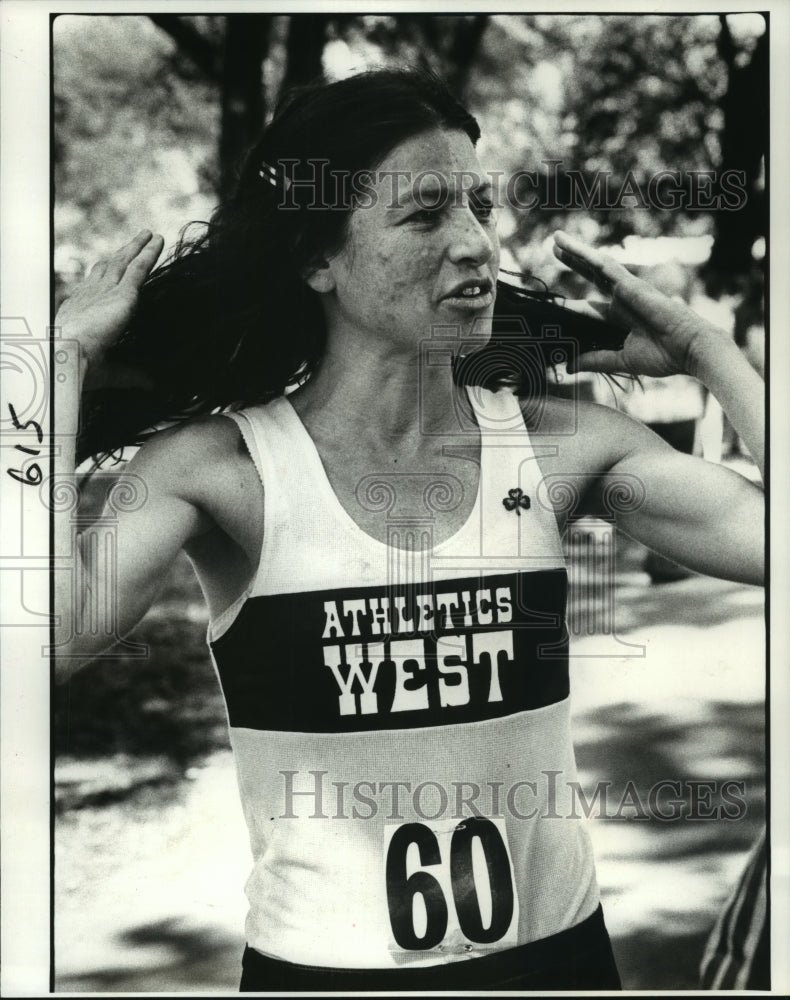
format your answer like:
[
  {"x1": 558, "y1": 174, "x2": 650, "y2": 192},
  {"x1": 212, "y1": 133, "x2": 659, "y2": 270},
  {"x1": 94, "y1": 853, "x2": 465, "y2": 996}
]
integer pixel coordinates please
[{"x1": 303, "y1": 260, "x2": 336, "y2": 294}]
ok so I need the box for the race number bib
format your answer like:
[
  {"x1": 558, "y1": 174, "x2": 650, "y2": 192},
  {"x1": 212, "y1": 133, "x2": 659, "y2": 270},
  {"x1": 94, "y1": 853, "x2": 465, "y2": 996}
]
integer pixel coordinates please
[{"x1": 384, "y1": 816, "x2": 519, "y2": 954}]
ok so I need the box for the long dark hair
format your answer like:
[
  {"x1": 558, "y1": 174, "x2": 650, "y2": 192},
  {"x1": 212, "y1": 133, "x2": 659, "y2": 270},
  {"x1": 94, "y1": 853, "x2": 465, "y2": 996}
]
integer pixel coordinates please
[{"x1": 77, "y1": 67, "x2": 625, "y2": 465}]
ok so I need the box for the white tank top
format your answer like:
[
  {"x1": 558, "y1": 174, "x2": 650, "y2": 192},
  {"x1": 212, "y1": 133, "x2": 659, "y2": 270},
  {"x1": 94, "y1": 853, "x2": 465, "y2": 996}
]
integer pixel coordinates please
[{"x1": 208, "y1": 385, "x2": 599, "y2": 969}]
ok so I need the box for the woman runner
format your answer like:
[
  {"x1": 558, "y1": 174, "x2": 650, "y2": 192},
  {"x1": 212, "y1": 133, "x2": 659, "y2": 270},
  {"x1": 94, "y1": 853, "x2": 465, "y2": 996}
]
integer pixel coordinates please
[{"x1": 55, "y1": 69, "x2": 764, "y2": 991}]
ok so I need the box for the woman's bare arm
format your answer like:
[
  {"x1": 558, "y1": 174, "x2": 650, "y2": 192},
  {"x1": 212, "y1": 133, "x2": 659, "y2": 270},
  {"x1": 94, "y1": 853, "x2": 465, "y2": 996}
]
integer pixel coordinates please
[
  {"x1": 569, "y1": 401, "x2": 764, "y2": 585},
  {"x1": 552, "y1": 231, "x2": 764, "y2": 585},
  {"x1": 53, "y1": 232, "x2": 212, "y2": 678}
]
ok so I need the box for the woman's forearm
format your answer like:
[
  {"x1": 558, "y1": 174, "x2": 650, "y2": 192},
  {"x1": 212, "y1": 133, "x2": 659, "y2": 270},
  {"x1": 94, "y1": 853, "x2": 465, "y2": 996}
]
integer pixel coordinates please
[{"x1": 690, "y1": 332, "x2": 765, "y2": 484}]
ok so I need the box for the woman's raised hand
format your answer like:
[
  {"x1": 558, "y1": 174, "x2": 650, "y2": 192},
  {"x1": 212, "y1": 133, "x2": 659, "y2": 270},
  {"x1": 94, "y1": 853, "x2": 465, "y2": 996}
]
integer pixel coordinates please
[
  {"x1": 55, "y1": 230, "x2": 164, "y2": 375},
  {"x1": 552, "y1": 230, "x2": 725, "y2": 379}
]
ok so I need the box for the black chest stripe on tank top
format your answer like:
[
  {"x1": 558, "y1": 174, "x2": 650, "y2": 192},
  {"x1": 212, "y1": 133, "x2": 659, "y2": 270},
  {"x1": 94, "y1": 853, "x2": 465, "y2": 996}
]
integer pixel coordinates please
[{"x1": 210, "y1": 569, "x2": 569, "y2": 733}]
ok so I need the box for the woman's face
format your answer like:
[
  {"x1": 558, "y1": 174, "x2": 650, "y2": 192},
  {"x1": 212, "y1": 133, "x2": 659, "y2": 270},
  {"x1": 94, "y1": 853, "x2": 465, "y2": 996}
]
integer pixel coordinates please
[{"x1": 311, "y1": 128, "x2": 500, "y2": 354}]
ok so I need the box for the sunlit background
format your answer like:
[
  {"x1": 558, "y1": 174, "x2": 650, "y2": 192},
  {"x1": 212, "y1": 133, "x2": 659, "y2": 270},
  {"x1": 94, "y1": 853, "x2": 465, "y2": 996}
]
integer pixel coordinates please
[{"x1": 54, "y1": 13, "x2": 766, "y2": 992}]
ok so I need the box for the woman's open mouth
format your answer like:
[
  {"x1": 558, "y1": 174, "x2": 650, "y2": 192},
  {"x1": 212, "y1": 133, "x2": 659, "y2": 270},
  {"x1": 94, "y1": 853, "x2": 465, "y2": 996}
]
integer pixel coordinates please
[{"x1": 440, "y1": 278, "x2": 494, "y2": 310}]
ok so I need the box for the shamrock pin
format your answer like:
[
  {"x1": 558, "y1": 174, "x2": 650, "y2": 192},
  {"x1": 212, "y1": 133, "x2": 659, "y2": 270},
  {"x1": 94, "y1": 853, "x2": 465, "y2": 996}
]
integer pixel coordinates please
[{"x1": 503, "y1": 488, "x2": 530, "y2": 516}]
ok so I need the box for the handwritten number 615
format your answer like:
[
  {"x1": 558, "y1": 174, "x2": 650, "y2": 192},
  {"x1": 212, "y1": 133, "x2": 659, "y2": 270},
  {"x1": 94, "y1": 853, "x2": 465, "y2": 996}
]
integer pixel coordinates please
[{"x1": 6, "y1": 402, "x2": 44, "y2": 485}]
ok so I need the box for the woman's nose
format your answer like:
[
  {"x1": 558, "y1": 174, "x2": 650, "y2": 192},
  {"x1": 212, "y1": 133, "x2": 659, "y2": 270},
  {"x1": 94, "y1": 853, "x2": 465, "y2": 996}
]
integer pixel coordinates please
[{"x1": 446, "y1": 204, "x2": 496, "y2": 266}]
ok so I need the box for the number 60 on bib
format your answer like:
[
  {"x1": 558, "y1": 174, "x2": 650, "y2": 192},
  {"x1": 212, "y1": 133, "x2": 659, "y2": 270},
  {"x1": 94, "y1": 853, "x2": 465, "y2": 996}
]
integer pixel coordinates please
[{"x1": 384, "y1": 815, "x2": 520, "y2": 954}]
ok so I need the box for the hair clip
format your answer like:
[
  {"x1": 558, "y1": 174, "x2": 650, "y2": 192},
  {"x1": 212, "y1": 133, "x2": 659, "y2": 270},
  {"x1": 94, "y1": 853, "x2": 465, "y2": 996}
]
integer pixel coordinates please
[{"x1": 259, "y1": 159, "x2": 291, "y2": 191}]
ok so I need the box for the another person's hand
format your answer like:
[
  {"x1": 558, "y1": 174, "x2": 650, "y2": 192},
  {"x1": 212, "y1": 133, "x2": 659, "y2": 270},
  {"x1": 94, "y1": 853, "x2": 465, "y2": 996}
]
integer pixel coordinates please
[
  {"x1": 553, "y1": 230, "x2": 726, "y2": 379},
  {"x1": 55, "y1": 230, "x2": 164, "y2": 384}
]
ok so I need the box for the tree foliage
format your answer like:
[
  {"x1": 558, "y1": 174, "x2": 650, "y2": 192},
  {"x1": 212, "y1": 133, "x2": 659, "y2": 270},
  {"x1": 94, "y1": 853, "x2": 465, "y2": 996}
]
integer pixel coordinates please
[{"x1": 54, "y1": 12, "x2": 767, "y2": 301}]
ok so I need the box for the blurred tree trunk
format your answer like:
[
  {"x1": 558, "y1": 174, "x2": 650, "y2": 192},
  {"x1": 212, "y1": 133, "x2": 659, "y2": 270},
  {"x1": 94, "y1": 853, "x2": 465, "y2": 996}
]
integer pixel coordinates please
[
  {"x1": 150, "y1": 14, "x2": 272, "y2": 198},
  {"x1": 219, "y1": 16, "x2": 271, "y2": 197},
  {"x1": 396, "y1": 14, "x2": 489, "y2": 98},
  {"x1": 148, "y1": 14, "x2": 221, "y2": 79},
  {"x1": 280, "y1": 15, "x2": 330, "y2": 92},
  {"x1": 704, "y1": 17, "x2": 767, "y2": 292},
  {"x1": 440, "y1": 15, "x2": 489, "y2": 97}
]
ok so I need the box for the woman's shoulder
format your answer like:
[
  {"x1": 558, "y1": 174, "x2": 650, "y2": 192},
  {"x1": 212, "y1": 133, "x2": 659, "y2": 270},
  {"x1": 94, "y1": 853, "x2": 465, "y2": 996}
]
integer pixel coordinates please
[
  {"x1": 128, "y1": 412, "x2": 261, "y2": 503},
  {"x1": 136, "y1": 411, "x2": 248, "y2": 462},
  {"x1": 131, "y1": 413, "x2": 266, "y2": 556}
]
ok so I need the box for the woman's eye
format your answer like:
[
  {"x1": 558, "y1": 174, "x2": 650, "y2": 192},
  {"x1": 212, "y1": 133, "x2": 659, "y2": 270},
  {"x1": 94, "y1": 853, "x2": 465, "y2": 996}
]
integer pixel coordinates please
[
  {"x1": 409, "y1": 207, "x2": 441, "y2": 225},
  {"x1": 406, "y1": 200, "x2": 494, "y2": 225},
  {"x1": 473, "y1": 200, "x2": 495, "y2": 221}
]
